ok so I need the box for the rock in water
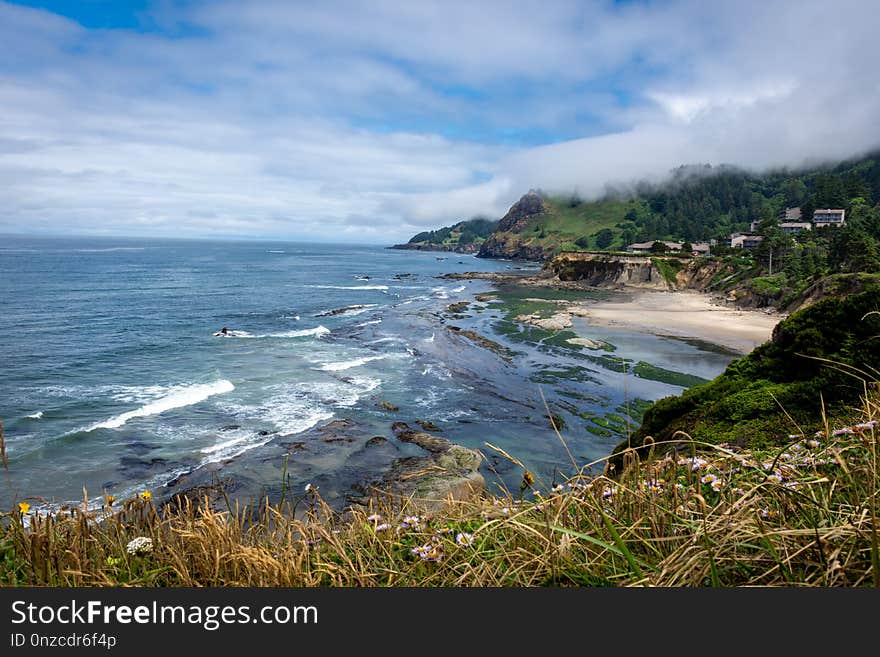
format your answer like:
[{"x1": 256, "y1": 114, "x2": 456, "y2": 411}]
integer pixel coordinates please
[{"x1": 353, "y1": 424, "x2": 485, "y2": 512}]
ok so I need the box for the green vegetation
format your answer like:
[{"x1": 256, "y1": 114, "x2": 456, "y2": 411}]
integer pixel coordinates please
[
  {"x1": 4, "y1": 403, "x2": 879, "y2": 586},
  {"x1": 621, "y1": 287, "x2": 880, "y2": 454},
  {"x1": 650, "y1": 257, "x2": 685, "y2": 286},
  {"x1": 529, "y1": 198, "x2": 645, "y2": 252},
  {"x1": 406, "y1": 217, "x2": 498, "y2": 249},
  {"x1": 632, "y1": 361, "x2": 709, "y2": 388},
  {"x1": 530, "y1": 366, "x2": 599, "y2": 385},
  {"x1": 616, "y1": 399, "x2": 654, "y2": 425}
]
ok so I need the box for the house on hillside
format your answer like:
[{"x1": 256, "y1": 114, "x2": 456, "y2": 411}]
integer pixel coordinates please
[
  {"x1": 812, "y1": 208, "x2": 846, "y2": 228},
  {"x1": 690, "y1": 241, "x2": 712, "y2": 256},
  {"x1": 779, "y1": 222, "x2": 812, "y2": 234},
  {"x1": 730, "y1": 233, "x2": 763, "y2": 250},
  {"x1": 741, "y1": 235, "x2": 764, "y2": 250},
  {"x1": 626, "y1": 240, "x2": 683, "y2": 253},
  {"x1": 780, "y1": 207, "x2": 803, "y2": 222},
  {"x1": 729, "y1": 233, "x2": 748, "y2": 248},
  {"x1": 750, "y1": 208, "x2": 804, "y2": 234}
]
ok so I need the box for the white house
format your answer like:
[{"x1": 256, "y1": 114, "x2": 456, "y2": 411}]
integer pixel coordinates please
[{"x1": 813, "y1": 209, "x2": 846, "y2": 228}]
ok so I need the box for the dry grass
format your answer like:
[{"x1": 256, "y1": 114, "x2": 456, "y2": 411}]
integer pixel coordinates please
[{"x1": 2, "y1": 392, "x2": 878, "y2": 587}]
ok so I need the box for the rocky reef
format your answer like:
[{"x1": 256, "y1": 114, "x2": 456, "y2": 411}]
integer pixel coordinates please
[{"x1": 352, "y1": 422, "x2": 485, "y2": 512}]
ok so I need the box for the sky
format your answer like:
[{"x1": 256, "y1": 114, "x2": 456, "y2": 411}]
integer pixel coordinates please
[{"x1": 1, "y1": 0, "x2": 879, "y2": 243}]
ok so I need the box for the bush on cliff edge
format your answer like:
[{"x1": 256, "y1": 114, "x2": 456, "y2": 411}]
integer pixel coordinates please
[{"x1": 616, "y1": 286, "x2": 880, "y2": 455}]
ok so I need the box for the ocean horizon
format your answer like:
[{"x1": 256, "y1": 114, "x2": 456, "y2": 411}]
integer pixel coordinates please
[{"x1": 1, "y1": 234, "x2": 735, "y2": 513}]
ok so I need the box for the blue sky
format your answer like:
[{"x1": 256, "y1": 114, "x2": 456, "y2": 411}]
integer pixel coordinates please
[{"x1": 2, "y1": 0, "x2": 879, "y2": 242}]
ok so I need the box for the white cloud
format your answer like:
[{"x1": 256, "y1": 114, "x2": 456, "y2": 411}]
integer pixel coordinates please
[{"x1": 1, "y1": 0, "x2": 879, "y2": 241}]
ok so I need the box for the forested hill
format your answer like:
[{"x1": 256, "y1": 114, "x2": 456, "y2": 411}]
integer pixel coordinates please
[
  {"x1": 394, "y1": 150, "x2": 880, "y2": 262},
  {"x1": 389, "y1": 217, "x2": 498, "y2": 253}
]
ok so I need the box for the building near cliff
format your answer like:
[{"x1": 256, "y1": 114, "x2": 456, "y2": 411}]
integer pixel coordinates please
[
  {"x1": 626, "y1": 240, "x2": 684, "y2": 253},
  {"x1": 781, "y1": 207, "x2": 803, "y2": 222},
  {"x1": 779, "y1": 222, "x2": 812, "y2": 234},
  {"x1": 730, "y1": 233, "x2": 763, "y2": 250},
  {"x1": 813, "y1": 208, "x2": 846, "y2": 228},
  {"x1": 690, "y1": 241, "x2": 712, "y2": 256}
]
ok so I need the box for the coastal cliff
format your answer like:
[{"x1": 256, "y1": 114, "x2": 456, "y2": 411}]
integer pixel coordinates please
[
  {"x1": 390, "y1": 217, "x2": 497, "y2": 254},
  {"x1": 546, "y1": 252, "x2": 674, "y2": 290},
  {"x1": 390, "y1": 241, "x2": 481, "y2": 254},
  {"x1": 541, "y1": 251, "x2": 738, "y2": 293},
  {"x1": 477, "y1": 191, "x2": 557, "y2": 261}
]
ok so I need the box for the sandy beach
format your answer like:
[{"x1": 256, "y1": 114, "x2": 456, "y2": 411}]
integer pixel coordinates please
[{"x1": 573, "y1": 290, "x2": 783, "y2": 354}]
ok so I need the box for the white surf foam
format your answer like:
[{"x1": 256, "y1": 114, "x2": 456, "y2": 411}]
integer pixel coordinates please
[
  {"x1": 25, "y1": 411, "x2": 43, "y2": 419},
  {"x1": 368, "y1": 337, "x2": 401, "y2": 345},
  {"x1": 215, "y1": 329, "x2": 254, "y2": 337},
  {"x1": 270, "y1": 326, "x2": 330, "y2": 338},
  {"x1": 231, "y1": 326, "x2": 330, "y2": 339},
  {"x1": 421, "y1": 364, "x2": 453, "y2": 379},
  {"x1": 398, "y1": 294, "x2": 430, "y2": 306},
  {"x1": 84, "y1": 380, "x2": 235, "y2": 431},
  {"x1": 452, "y1": 285, "x2": 466, "y2": 293},
  {"x1": 318, "y1": 355, "x2": 388, "y2": 372},
  {"x1": 339, "y1": 303, "x2": 376, "y2": 316},
  {"x1": 356, "y1": 319, "x2": 382, "y2": 327},
  {"x1": 344, "y1": 376, "x2": 382, "y2": 395},
  {"x1": 308, "y1": 284, "x2": 389, "y2": 291},
  {"x1": 221, "y1": 376, "x2": 382, "y2": 436}
]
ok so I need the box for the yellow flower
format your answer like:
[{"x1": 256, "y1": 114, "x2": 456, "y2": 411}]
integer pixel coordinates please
[
  {"x1": 18, "y1": 502, "x2": 30, "y2": 514},
  {"x1": 140, "y1": 491, "x2": 152, "y2": 500},
  {"x1": 520, "y1": 470, "x2": 535, "y2": 491},
  {"x1": 105, "y1": 495, "x2": 115, "y2": 506}
]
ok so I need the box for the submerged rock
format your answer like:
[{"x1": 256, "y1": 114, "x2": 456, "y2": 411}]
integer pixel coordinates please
[
  {"x1": 515, "y1": 311, "x2": 573, "y2": 330},
  {"x1": 566, "y1": 337, "x2": 605, "y2": 349},
  {"x1": 416, "y1": 419, "x2": 442, "y2": 432},
  {"x1": 377, "y1": 401, "x2": 400, "y2": 412},
  {"x1": 162, "y1": 479, "x2": 239, "y2": 514},
  {"x1": 352, "y1": 423, "x2": 485, "y2": 512},
  {"x1": 316, "y1": 304, "x2": 369, "y2": 317},
  {"x1": 446, "y1": 325, "x2": 515, "y2": 362}
]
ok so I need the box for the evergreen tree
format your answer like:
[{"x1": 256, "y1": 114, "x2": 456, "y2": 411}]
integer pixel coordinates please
[{"x1": 595, "y1": 228, "x2": 614, "y2": 250}]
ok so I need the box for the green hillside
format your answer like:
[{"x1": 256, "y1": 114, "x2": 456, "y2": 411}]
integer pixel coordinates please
[
  {"x1": 391, "y1": 217, "x2": 498, "y2": 253},
  {"x1": 526, "y1": 197, "x2": 647, "y2": 252},
  {"x1": 610, "y1": 283, "x2": 880, "y2": 464}
]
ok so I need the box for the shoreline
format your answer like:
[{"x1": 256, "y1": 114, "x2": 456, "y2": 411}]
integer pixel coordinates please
[
  {"x1": 569, "y1": 289, "x2": 782, "y2": 355},
  {"x1": 441, "y1": 269, "x2": 783, "y2": 355}
]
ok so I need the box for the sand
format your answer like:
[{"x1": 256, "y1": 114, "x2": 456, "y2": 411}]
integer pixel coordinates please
[{"x1": 571, "y1": 290, "x2": 783, "y2": 354}]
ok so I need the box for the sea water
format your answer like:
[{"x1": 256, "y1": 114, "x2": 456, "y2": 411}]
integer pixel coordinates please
[{"x1": 0, "y1": 235, "x2": 735, "y2": 510}]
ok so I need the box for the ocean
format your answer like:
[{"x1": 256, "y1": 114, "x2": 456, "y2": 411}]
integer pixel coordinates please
[{"x1": 0, "y1": 235, "x2": 736, "y2": 512}]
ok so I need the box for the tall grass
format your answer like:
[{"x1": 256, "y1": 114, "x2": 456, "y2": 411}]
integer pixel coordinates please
[{"x1": 2, "y1": 393, "x2": 878, "y2": 587}]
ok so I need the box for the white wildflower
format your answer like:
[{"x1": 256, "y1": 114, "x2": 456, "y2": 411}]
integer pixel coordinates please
[{"x1": 125, "y1": 537, "x2": 154, "y2": 556}]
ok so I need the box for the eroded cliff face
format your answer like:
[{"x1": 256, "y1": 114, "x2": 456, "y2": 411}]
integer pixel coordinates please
[
  {"x1": 543, "y1": 253, "x2": 741, "y2": 294},
  {"x1": 478, "y1": 191, "x2": 555, "y2": 260},
  {"x1": 546, "y1": 253, "x2": 672, "y2": 290}
]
